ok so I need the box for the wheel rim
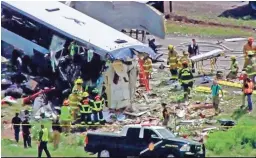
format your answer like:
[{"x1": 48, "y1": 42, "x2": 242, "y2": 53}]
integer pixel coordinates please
[{"x1": 100, "y1": 150, "x2": 110, "y2": 157}]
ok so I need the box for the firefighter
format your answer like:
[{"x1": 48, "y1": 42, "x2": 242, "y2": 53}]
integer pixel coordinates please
[
  {"x1": 60, "y1": 100, "x2": 72, "y2": 134},
  {"x1": 245, "y1": 51, "x2": 256, "y2": 86},
  {"x1": 178, "y1": 61, "x2": 194, "y2": 101},
  {"x1": 69, "y1": 78, "x2": 83, "y2": 120},
  {"x1": 143, "y1": 55, "x2": 153, "y2": 79},
  {"x1": 226, "y1": 56, "x2": 239, "y2": 80},
  {"x1": 68, "y1": 89, "x2": 81, "y2": 121},
  {"x1": 167, "y1": 45, "x2": 179, "y2": 80},
  {"x1": 72, "y1": 78, "x2": 84, "y2": 95},
  {"x1": 79, "y1": 92, "x2": 92, "y2": 125},
  {"x1": 90, "y1": 88, "x2": 105, "y2": 125},
  {"x1": 179, "y1": 51, "x2": 192, "y2": 69},
  {"x1": 243, "y1": 37, "x2": 255, "y2": 69}
]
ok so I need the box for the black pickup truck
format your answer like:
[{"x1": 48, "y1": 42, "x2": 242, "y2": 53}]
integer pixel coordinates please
[{"x1": 84, "y1": 125, "x2": 205, "y2": 158}]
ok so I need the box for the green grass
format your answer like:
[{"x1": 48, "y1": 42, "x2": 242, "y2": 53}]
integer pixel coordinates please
[
  {"x1": 206, "y1": 109, "x2": 256, "y2": 157},
  {"x1": 1, "y1": 138, "x2": 93, "y2": 157},
  {"x1": 2, "y1": 117, "x2": 94, "y2": 157},
  {"x1": 166, "y1": 22, "x2": 254, "y2": 37}
]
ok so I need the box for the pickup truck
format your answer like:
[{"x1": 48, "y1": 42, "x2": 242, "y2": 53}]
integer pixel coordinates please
[{"x1": 84, "y1": 124, "x2": 205, "y2": 158}]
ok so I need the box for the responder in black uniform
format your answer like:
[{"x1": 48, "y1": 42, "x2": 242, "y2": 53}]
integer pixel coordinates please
[
  {"x1": 21, "y1": 116, "x2": 32, "y2": 148},
  {"x1": 178, "y1": 61, "x2": 194, "y2": 101},
  {"x1": 90, "y1": 88, "x2": 105, "y2": 125},
  {"x1": 79, "y1": 92, "x2": 92, "y2": 125}
]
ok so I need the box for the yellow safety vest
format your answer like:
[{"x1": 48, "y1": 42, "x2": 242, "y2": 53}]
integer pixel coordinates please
[
  {"x1": 230, "y1": 61, "x2": 238, "y2": 73},
  {"x1": 91, "y1": 98, "x2": 104, "y2": 112},
  {"x1": 179, "y1": 56, "x2": 192, "y2": 68},
  {"x1": 60, "y1": 106, "x2": 71, "y2": 121},
  {"x1": 68, "y1": 93, "x2": 81, "y2": 108},
  {"x1": 80, "y1": 100, "x2": 92, "y2": 114},
  {"x1": 246, "y1": 58, "x2": 256, "y2": 76},
  {"x1": 168, "y1": 50, "x2": 179, "y2": 69},
  {"x1": 42, "y1": 128, "x2": 49, "y2": 142}
]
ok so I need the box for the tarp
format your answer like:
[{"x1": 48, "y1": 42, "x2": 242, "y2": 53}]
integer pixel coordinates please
[
  {"x1": 65, "y1": 1, "x2": 166, "y2": 39},
  {"x1": 110, "y1": 45, "x2": 157, "y2": 61}
]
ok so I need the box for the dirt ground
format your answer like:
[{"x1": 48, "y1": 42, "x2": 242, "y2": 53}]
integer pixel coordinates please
[{"x1": 172, "y1": 1, "x2": 253, "y2": 18}]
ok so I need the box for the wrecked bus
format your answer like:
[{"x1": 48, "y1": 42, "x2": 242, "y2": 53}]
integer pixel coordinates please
[{"x1": 1, "y1": 1, "x2": 156, "y2": 108}]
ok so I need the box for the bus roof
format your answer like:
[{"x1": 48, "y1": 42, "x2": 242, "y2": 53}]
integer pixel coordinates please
[{"x1": 2, "y1": 1, "x2": 155, "y2": 58}]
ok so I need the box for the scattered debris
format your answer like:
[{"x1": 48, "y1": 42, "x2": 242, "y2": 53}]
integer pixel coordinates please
[
  {"x1": 142, "y1": 93, "x2": 150, "y2": 103},
  {"x1": 1, "y1": 96, "x2": 17, "y2": 105},
  {"x1": 202, "y1": 127, "x2": 218, "y2": 132},
  {"x1": 218, "y1": 119, "x2": 236, "y2": 126}
]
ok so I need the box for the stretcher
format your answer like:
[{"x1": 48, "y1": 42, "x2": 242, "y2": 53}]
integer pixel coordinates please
[
  {"x1": 190, "y1": 49, "x2": 225, "y2": 74},
  {"x1": 194, "y1": 86, "x2": 256, "y2": 95},
  {"x1": 217, "y1": 80, "x2": 242, "y2": 88}
]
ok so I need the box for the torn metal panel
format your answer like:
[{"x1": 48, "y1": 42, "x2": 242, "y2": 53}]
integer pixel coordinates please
[
  {"x1": 103, "y1": 60, "x2": 137, "y2": 109},
  {"x1": 65, "y1": 1, "x2": 166, "y2": 39}
]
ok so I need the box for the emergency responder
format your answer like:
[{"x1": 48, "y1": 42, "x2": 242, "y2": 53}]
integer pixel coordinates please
[
  {"x1": 68, "y1": 90, "x2": 82, "y2": 121},
  {"x1": 143, "y1": 55, "x2": 153, "y2": 79},
  {"x1": 243, "y1": 37, "x2": 256, "y2": 69},
  {"x1": 179, "y1": 51, "x2": 192, "y2": 69},
  {"x1": 90, "y1": 88, "x2": 105, "y2": 125},
  {"x1": 60, "y1": 100, "x2": 72, "y2": 134},
  {"x1": 38, "y1": 124, "x2": 51, "y2": 158},
  {"x1": 79, "y1": 92, "x2": 92, "y2": 125},
  {"x1": 22, "y1": 116, "x2": 31, "y2": 148},
  {"x1": 226, "y1": 56, "x2": 239, "y2": 80},
  {"x1": 243, "y1": 78, "x2": 254, "y2": 113},
  {"x1": 72, "y1": 78, "x2": 84, "y2": 95},
  {"x1": 167, "y1": 45, "x2": 179, "y2": 80},
  {"x1": 69, "y1": 78, "x2": 83, "y2": 120},
  {"x1": 245, "y1": 51, "x2": 256, "y2": 86},
  {"x1": 178, "y1": 61, "x2": 194, "y2": 101},
  {"x1": 11, "y1": 112, "x2": 21, "y2": 143}
]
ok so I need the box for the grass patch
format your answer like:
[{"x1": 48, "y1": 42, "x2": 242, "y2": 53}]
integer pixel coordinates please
[
  {"x1": 206, "y1": 109, "x2": 256, "y2": 157},
  {"x1": 166, "y1": 22, "x2": 254, "y2": 37},
  {"x1": 1, "y1": 138, "x2": 93, "y2": 157}
]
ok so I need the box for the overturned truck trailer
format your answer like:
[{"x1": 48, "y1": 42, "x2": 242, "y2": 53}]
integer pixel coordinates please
[
  {"x1": 1, "y1": 1, "x2": 156, "y2": 109},
  {"x1": 64, "y1": 1, "x2": 166, "y2": 39}
]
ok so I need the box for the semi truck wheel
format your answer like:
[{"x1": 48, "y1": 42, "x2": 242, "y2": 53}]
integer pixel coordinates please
[{"x1": 98, "y1": 149, "x2": 110, "y2": 157}]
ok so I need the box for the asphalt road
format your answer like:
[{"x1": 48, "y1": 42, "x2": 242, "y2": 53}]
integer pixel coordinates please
[{"x1": 149, "y1": 34, "x2": 249, "y2": 78}]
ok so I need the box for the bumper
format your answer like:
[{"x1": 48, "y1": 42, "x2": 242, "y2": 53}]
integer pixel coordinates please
[{"x1": 184, "y1": 151, "x2": 205, "y2": 158}]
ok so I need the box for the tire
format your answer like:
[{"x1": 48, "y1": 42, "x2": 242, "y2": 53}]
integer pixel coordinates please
[{"x1": 97, "y1": 149, "x2": 111, "y2": 158}]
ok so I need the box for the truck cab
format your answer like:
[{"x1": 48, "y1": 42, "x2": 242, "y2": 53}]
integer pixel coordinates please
[{"x1": 85, "y1": 125, "x2": 205, "y2": 158}]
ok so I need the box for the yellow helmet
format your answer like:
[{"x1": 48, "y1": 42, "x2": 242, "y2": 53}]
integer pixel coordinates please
[
  {"x1": 82, "y1": 92, "x2": 89, "y2": 98},
  {"x1": 75, "y1": 78, "x2": 83, "y2": 84},
  {"x1": 230, "y1": 56, "x2": 236, "y2": 60},
  {"x1": 168, "y1": 45, "x2": 174, "y2": 50}
]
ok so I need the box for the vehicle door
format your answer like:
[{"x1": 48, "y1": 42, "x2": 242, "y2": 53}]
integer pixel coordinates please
[
  {"x1": 122, "y1": 127, "x2": 141, "y2": 156},
  {"x1": 138, "y1": 128, "x2": 163, "y2": 157}
]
